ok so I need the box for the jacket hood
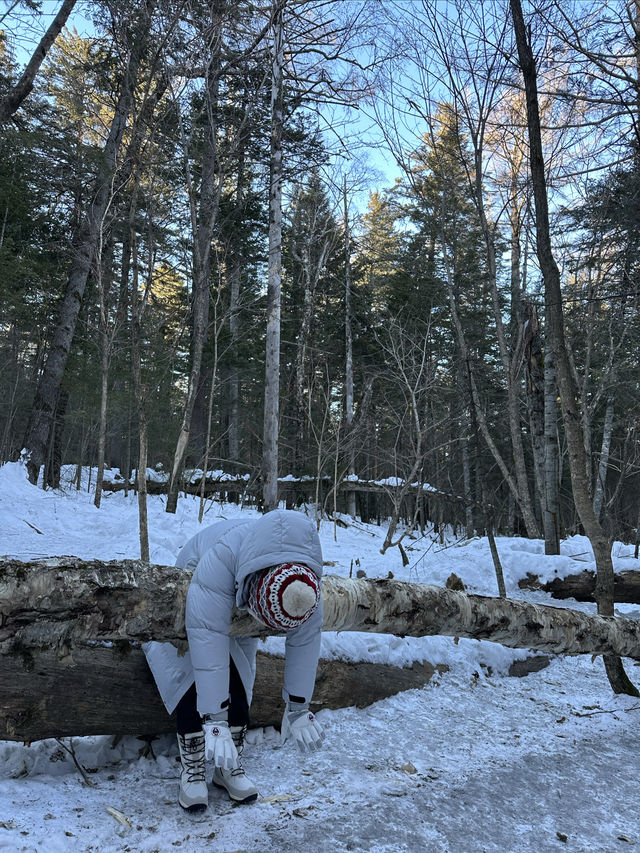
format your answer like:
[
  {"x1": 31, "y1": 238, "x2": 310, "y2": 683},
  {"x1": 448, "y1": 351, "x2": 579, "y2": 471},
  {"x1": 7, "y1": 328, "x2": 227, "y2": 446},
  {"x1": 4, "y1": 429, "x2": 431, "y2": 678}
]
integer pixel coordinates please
[{"x1": 235, "y1": 510, "x2": 322, "y2": 605}]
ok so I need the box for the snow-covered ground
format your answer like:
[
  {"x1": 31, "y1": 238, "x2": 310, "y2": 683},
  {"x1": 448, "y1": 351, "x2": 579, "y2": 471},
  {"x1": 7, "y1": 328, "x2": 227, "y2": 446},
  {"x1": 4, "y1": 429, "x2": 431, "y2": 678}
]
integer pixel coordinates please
[{"x1": 1, "y1": 460, "x2": 639, "y2": 853}]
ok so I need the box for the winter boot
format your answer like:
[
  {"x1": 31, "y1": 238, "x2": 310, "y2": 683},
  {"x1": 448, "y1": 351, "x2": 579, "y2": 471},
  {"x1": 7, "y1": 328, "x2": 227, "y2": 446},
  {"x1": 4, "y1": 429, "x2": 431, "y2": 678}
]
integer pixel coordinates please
[
  {"x1": 177, "y1": 731, "x2": 208, "y2": 812},
  {"x1": 212, "y1": 725, "x2": 259, "y2": 804}
]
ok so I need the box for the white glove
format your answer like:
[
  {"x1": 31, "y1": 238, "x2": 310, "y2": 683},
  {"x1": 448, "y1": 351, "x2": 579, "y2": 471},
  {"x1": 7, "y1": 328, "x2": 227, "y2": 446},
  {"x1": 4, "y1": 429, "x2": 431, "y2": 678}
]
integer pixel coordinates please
[
  {"x1": 281, "y1": 702, "x2": 324, "y2": 753},
  {"x1": 202, "y1": 718, "x2": 238, "y2": 769}
]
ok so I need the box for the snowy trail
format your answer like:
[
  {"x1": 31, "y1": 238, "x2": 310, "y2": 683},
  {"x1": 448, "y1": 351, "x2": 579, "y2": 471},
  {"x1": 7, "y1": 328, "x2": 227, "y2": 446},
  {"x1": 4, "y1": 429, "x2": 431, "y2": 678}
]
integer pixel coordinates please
[
  {"x1": 1, "y1": 461, "x2": 639, "y2": 852},
  {"x1": 2, "y1": 658, "x2": 638, "y2": 853}
]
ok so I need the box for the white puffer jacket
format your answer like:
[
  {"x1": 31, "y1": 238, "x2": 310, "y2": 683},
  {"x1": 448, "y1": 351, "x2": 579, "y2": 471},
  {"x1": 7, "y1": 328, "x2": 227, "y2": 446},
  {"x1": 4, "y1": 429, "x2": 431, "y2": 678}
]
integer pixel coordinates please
[{"x1": 144, "y1": 510, "x2": 323, "y2": 716}]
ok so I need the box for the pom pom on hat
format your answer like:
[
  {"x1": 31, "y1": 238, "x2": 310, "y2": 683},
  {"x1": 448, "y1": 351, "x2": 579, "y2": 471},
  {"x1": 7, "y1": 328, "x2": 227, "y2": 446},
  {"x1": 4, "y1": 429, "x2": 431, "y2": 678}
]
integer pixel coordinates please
[{"x1": 247, "y1": 563, "x2": 320, "y2": 631}]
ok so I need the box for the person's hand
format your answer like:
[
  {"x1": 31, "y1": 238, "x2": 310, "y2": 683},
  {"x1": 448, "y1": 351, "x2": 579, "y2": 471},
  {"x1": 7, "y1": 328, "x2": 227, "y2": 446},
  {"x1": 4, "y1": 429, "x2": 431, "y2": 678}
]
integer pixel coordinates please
[
  {"x1": 281, "y1": 702, "x2": 324, "y2": 753},
  {"x1": 202, "y1": 718, "x2": 238, "y2": 769}
]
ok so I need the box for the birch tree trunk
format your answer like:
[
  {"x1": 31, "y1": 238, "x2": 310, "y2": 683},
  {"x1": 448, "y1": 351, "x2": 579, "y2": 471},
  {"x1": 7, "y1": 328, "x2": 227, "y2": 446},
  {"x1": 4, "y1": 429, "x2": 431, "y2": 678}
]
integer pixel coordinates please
[
  {"x1": 543, "y1": 350, "x2": 561, "y2": 553},
  {"x1": 510, "y1": 0, "x2": 637, "y2": 695},
  {"x1": 227, "y1": 137, "x2": 247, "y2": 469},
  {"x1": 227, "y1": 252, "x2": 241, "y2": 466},
  {"x1": 263, "y1": 0, "x2": 285, "y2": 513},
  {"x1": 198, "y1": 309, "x2": 220, "y2": 524},
  {"x1": 524, "y1": 302, "x2": 546, "y2": 534},
  {"x1": 343, "y1": 175, "x2": 357, "y2": 519},
  {"x1": 22, "y1": 10, "x2": 149, "y2": 484},
  {"x1": 94, "y1": 240, "x2": 115, "y2": 510},
  {"x1": 593, "y1": 390, "x2": 615, "y2": 522}
]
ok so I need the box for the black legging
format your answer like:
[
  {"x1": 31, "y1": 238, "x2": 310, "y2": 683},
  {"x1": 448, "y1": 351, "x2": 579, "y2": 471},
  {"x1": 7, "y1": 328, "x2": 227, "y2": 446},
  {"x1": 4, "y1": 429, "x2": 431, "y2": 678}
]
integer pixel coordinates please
[{"x1": 176, "y1": 657, "x2": 250, "y2": 735}]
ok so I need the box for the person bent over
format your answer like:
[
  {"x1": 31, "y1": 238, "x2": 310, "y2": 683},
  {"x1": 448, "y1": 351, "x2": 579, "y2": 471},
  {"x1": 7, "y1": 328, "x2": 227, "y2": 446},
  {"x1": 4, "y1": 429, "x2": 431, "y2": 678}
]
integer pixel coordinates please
[{"x1": 144, "y1": 509, "x2": 324, "y2": 810}]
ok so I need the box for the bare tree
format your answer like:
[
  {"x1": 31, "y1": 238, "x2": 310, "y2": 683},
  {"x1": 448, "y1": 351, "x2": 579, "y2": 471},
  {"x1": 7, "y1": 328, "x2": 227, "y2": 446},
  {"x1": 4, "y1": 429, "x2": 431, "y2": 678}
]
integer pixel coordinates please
[
  {"x1": 510, "y1": 0, "x2": 638, "y2": 696},
  {"x1": 375, "y1": 317, "x2": 435, "y2": 559},
  {"x1": 166, "y1": 8, "x2": 225, "y2": 514},
  {"x1": 262, "y1": 0, "x2": 285, "y2": 512}
]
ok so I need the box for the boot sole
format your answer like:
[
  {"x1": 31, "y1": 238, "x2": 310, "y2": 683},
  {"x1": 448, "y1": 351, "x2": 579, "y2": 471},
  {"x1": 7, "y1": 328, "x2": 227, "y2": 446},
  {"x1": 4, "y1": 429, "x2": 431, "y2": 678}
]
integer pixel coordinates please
[
  {"x1": 179, "y1": 801, "x2": 207, "y2": 813},
  {"x1": 212, "y1": 780, "x2": 259, "y2": 804}
]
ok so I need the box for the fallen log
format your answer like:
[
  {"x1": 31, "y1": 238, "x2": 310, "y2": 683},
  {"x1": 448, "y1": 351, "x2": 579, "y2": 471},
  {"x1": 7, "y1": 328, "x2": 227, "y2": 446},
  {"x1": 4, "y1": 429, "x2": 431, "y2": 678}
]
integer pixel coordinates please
[
  {"x1": 1, "y1": 557, "x2": 639, "y2": 741},
  {"x1": 3, "y1": 557, "x2": 640, "y2": 657},
  {"x1": 0, "y1": 645, "x2": 445, "y2": 742},
  {"x1": 519, "y1": 570, "x2": 640, "y2": 604}
]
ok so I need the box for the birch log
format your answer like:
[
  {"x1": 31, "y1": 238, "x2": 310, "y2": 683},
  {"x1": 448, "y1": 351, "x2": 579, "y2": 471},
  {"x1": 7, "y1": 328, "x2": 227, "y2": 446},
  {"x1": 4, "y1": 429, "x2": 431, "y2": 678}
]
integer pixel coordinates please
[{"x1": 2, "y1": 557, "x2": 640, "y2": 658}]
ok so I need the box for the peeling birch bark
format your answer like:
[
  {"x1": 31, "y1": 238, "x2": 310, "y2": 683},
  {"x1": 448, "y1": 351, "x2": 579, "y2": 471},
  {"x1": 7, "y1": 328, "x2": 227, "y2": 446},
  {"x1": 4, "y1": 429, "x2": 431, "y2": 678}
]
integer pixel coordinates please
[{"x1": 2, "y1": 558, "x2": 640, "y2": 660}]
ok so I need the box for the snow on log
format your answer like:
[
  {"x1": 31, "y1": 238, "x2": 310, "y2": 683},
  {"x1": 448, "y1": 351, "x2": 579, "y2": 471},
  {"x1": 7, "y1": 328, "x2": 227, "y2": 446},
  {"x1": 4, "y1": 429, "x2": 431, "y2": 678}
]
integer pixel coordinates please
[{"x1": 519, "y1": 570, "x2": 640, "y2": 604}]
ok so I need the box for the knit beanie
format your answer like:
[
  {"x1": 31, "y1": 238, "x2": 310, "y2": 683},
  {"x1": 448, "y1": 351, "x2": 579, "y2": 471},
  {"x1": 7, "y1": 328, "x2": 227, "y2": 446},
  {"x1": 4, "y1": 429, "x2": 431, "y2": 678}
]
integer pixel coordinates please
[{"x1": 246, "y1": 563, "x2": 320, "y2": 631}]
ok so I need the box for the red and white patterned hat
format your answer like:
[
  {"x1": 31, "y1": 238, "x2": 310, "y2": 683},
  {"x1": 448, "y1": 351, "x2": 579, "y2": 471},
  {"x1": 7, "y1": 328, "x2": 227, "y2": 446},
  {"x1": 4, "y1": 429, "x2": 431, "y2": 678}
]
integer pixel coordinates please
[{"x1": 246, "y1": 563, "x2": 320, "y2": 631}]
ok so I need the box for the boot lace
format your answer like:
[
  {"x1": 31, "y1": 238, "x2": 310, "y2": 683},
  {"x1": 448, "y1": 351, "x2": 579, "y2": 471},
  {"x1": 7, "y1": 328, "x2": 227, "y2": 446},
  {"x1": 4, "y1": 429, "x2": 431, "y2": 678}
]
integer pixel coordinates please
[
  {"x1": 230, "y1": 726, "x2": 247, "y2": 777},
  {"x1": 181, "y1": 735, "x2": 205, "y2": 783}
]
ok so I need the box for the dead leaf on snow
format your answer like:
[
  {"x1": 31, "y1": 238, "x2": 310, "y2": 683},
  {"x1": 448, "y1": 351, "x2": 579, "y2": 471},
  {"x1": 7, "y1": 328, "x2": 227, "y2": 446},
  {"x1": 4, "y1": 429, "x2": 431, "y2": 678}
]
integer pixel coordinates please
[
  {"x1": 105, "y1": 805, "x2": 132, "y2": 828},
  {"x1": 293, "y1": 807, "x2": 314, "y2": 818},
  {"x1": 259, "y1": 794, "x2": 291, "y2": 805},
  {"x1": 401, "y1": 762, "x2": 417, "y2": 775}
]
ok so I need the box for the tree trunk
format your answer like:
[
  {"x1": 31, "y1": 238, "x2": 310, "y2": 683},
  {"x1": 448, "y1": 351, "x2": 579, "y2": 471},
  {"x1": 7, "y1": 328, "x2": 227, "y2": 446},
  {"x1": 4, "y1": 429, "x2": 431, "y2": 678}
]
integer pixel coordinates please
[
  {"x1": 0, "y1": 557, "x2": 636, "y2": 738},
  {"x1": 593, "y1": 390, "x2": 615, "y2": 522},
  {"x1": 343, "y1": 176, "x2": 357, "y2": 518},
  {"x1": 94, "y1": 239, "x2": 115, "y2": 509},
  {"x1": 43, "y1": 388, "x2": 68, "y2": 490},
  {"x1": 227, "y1": 253, "x2": 241, "y2": 466},
  {"x1": 198, "y1": 316, "x2": 219, "y2": 524},
  {"x1": 0, "y1": 0, "x2": 77, "y2": 124},
  {"x1": 22, "y1": 12, "x2": 147, "y2": 485},
  {"x1": 510, "y1": 0, "x2": 638, "y2": 695},
  {"x1": 461, "y1": 424, "x2": 474, "y2": 538},
  {"x1": 226, "y1": 145, "x2": 246, "y2": 469},
  {"x1": 130, "y1": 212, "x2": 149, "y2": 562},
  {"x1": 136, "y1": 412, "x2": 150, "y2": 563},
  {"x1": 262, "y1": 0, "x2": 285, "y2": 512},
  {"x1": 294, "y1": 240, "x2": 314, "y2": 470},
  {"x1": 543, "y1": 349, "x2": 561, "y2": 554},
  {"x1": 523, "y1": 302, "x2": 546, "y2": 534},
  {"x1": 166, "y1": 26, "x2": 222, "y2": 514}
]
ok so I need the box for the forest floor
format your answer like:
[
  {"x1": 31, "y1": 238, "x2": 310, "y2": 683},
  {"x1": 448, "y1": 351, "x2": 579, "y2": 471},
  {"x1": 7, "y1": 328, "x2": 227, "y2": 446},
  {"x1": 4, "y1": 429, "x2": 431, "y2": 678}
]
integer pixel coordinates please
[{"x1": 1, "y1": 460, "x2": 639, "y2": 853}]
